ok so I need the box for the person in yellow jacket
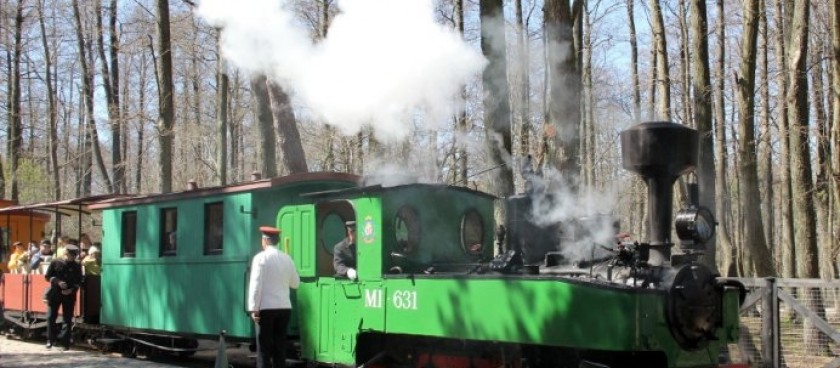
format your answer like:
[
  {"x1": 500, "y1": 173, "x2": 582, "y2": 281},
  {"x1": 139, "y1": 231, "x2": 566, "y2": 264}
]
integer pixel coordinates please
[
  {"x1": 81, "y1": 246, "x2": 101, "y2": 275},
  {"x1": 7, "y1": 242, "x2": 29, "y2": 273}
]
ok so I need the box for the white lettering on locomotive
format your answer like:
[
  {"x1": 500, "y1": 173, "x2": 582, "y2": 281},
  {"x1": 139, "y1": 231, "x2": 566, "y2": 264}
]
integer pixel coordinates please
[
  {"x1": 391, "y1": 290, "x2": 418, "y2": 310},
  {"x1": 364, "y1": 288, "x2": 383, "y2": 308}
]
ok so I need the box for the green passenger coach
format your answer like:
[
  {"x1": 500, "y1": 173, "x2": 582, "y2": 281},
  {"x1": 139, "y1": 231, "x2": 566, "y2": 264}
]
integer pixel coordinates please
[{"x1": 89, "y1": 173, "x2": 358, "y2": 344}]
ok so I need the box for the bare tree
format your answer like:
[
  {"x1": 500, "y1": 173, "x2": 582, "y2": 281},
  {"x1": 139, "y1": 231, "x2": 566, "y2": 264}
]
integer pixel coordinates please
[
  {"x1": 811, "y1": 37, "x2": 832, "y2": 280},
  {"x1": 251, "y1": 74, "x2": 277, "y2": 178},
  {"x1": 96, "y1": 0, "x2": 124, "y2": 193},
  {"x1": 626, "y1": 0, "x2": 646, "y2": 239},
  {"x1": 757, "y1": 0, "x2": 774, "y2": 266},
  {"x1": 786, "y1": 0, "x2": 828, "y2": 353},
  {"x1": 267, "y1": 81, "x2": 308, "y2": 174},
  {"x1": 774, "y1": 0, "x2": 796, "y2": 279},
  {"x1": 650, "y1": 0, "x2": 671, "y2": 120},
  {"x1": 677, "y1": 0, "x2": 691, "y2": 126},
  {"x1": 73, "y1": 0, "x2": 113, "y2": 195},
  {"x1": 713, "y1": 0, "x2": 736, "y2": 275},
  {"x1": 215, "y1": 30, "x2": 228, "y2": 185},
  {"x1": 514, "y1": 0, "x2": 531, "y2": 170},
  {"x1": 626, "y1": 0, "x2": 641, "y2": 123},
  {"x1": 37, "y1": 0, "x2": 60, "y2": 200},
  {"x1": 581, "y1": 3, "x2": 593, "y2": 188},
  {"x1": 7, "y1": 0, "x2": 25, "y2": 201},
  {"x1": 689, "y1": 0, "x2": 716, "y2": 268},
  {"x1": 543, "y1": 0, "x2": 582, "y2": 182},
  {"x1": 456, "y1": 0, "x2": 469, "y2": 184},
  {"x1": 735, "y1": 0, "x2": 774, "y2": 276},
  {"x1": 156, "y1": 0, "x2": 175, "y2": 193},
  {"x1": 831, "y1": 0, "x2": 840, "y2": 248},
  {"x1": 480, "y1": 0, "x2": 514, "y2": 196}
]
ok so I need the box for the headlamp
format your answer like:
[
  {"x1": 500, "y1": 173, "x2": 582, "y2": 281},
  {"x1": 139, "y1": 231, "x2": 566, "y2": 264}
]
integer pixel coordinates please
[{"x1": 675, "y1": 206, "x2": 716, "y2": 245}]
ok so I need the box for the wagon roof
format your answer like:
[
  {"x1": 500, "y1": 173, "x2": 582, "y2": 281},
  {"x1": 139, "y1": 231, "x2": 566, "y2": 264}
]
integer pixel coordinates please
[
  {"x1": 0, "y1": 194, "x2": 128, "y2": 216},
  {"x1": 88, "y1": 172, "x2": 360, "y2": 210},
  {"x1": 302, "y1": 182, "x2": 497, "y2": 200}
]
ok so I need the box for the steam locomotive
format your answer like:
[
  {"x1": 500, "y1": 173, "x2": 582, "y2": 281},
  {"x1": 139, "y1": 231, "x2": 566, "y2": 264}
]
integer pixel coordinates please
[{"x1": 1, "y1": 122, "x2": 744, "y2": 367}]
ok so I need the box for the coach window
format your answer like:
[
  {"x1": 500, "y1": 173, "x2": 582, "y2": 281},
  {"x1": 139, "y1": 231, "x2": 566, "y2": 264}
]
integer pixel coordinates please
[
  {"x1": 204, "y1": 202, "x2": 224, "y2": 255},
  {"x1": 121, "y1": 211, "x2": 137, "y2": 257},
  {"x1": 160, "y1": 207, "x2": 178, "y2": 256}
]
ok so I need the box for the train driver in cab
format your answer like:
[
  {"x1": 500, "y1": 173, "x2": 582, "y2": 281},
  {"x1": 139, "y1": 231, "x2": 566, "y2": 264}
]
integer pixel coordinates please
[{"x1": 333, "y1": 221, "x2": 357, "y2": 280}]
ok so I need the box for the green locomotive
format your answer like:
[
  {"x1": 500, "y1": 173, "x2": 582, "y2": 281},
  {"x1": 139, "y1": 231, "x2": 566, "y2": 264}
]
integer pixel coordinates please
[{"x1": 81, "y1": 122, "x2": 742, "y2": 367}]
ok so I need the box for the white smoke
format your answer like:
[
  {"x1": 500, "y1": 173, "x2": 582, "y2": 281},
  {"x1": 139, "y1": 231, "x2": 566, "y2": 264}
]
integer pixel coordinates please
[
  {"x1": 197, "y1": 0, "x2": 487, "y2": 142},
  {"x1": 528, "y1": 169, "x2": 619, "y2": 263}
]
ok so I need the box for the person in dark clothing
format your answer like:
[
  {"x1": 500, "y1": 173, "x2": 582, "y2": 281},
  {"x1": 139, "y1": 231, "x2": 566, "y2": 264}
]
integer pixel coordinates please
[
  {"x1": 332, "y1": 221, "x2": 357, "y2": 280},
  {"x1": 44, "y1": 242, "x2": 82, "y2": 350}
]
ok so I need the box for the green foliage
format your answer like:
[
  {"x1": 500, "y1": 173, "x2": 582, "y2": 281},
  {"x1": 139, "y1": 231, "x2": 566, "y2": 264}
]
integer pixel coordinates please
[{"x1": 2, "y1": 157, "x2": 53, "y2": 204}]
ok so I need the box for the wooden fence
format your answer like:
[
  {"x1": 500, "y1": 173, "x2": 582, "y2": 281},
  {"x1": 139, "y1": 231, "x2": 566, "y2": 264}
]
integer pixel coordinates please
[{"x1": 729, "y1": 278, "x2": 840, "y2": 368}]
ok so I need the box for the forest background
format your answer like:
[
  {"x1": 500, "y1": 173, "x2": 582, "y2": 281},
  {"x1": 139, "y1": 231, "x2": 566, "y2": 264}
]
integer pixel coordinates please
[{"x1": 0, "y1": 0, "x2": 838, "y2": 282}]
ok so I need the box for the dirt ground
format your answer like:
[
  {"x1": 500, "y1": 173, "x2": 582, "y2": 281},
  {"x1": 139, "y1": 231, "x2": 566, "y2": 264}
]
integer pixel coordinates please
[{"x1": 0, "y1": 335, "x2": 186, "y2": 368}]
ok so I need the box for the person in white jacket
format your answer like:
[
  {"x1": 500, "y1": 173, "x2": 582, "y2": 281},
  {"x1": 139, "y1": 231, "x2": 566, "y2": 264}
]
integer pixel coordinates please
[{"x1": 247, "y1": 226, "x2": 300, "y2": 368}]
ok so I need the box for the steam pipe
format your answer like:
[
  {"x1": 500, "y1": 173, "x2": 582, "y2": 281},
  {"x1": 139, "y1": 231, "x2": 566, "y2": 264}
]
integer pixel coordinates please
[{"x1": 646, "y1": 175, "x2": 676, "y2": 266}]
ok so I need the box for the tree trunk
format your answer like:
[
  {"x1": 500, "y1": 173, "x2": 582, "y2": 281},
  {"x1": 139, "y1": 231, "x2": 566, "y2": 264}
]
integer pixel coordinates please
[
  {"x1": 811, "y1": 40, "x2": 832, "y2": 280},
  {"x1": 156, "y1": 0, "x2": 175, "y2": 193},
  {"x1": 626, "y1": 0, "x2": 645, "y2": 239},
  {"x1": 650, "y1": 0, "x2": 671, "y2": 120},
  {"x1": 627, "y1": 0, "x2": 641, "y2": 123},
  {"x1": 267, "y1": 80, "x2": 308, "y2": 174},
  {"x1": 689, "y1": 0, "x2": 716, "y2": 269},
  {"x1": 774, "y1": 0, "x2": 796, "y2": 279},
  {"x1": 8, "y1": 0, "x2": 24, "y2": 201},
  {"x1": 96, "y1": 0, "x2": 123, "y2": 194},
  {"x1": 735, "y1": 0, "x2": 775, "y2": 277},
  {"x1": 136, "y1": 53, "x2": 148, "y2": 193},
  {"x1": 714, "y1": 0, "x2": 735, "y2": 276},
  {"x1": 582, "y1": 4, "x2": 594, "y2": 189},
  {"x1": 73, "y1": 0, "x2": 112, "y2": 195},
  {"x1": 456, "y1": 0, "x2": 469, "y2": 185},
  {"x1": 216, "y1": 30, "x2": 229, "y2": 186},
  {"x1": 37, "y1": 0, "x2": 60, "y2": 200},
  {"x1": 758, "y1": 0, "x2": 775, "y2": 262},
  {"x1": 480, "y1": 0, "x2": 514, "y2": 197},
  {"x1": 831, "y1": 0, "x2": 840, "y2": 256},
  {"x1": 514, "y1": 0, "x2": 530, "y2": 175},
  {"x1": 786, "y1": 0, "x2": 828, "y2": 353},
  {"x1": 251, "y1": 75, "x2": 277, "y2": 178},
  {"x1": 678, "y1": 0, "x2": 692, "y2": 126},
  {"x1": 544, "y1": 0, "x2": 582, "y2": 184}
]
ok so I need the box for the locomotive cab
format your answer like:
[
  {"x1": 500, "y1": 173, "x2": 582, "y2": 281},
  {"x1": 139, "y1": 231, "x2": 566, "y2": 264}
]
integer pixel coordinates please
[
  {"x1": 282, "y1": 183, "x2": 497, "y2": 281},
  {"x1": 279, "y1": 183, "x2": 496, "y2": 364}
]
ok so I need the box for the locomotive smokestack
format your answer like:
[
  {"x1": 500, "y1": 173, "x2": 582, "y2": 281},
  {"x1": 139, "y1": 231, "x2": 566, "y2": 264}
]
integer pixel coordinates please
[{"x1": 620, "y1": 122, "x2": 698, "y2": 266}]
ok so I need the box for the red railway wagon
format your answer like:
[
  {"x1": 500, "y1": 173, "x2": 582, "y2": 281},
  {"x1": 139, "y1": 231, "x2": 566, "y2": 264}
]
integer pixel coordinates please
[{"x1": 0, "y1": 195, "x2": 121, "y2": 338}]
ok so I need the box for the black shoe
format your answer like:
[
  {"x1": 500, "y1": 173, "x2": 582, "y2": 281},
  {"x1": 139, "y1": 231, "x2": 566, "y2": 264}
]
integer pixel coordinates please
[
  {"x1": 62, "y1": 345, "x2": 70, "y2": 351},
  {"x1": 45, "y1": 342, "x2": 52, "y2": 349}
]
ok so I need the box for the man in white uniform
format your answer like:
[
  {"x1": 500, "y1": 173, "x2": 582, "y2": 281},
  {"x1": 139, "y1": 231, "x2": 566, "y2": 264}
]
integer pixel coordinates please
[{"x1": 248, "y1": 226, "x2": 300, "y2": 368}]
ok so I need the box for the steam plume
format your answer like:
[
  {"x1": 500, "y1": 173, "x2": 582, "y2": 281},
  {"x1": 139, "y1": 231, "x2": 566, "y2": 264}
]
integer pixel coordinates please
[{"x1": 197, "y1": 0, "x2": 486, "y2": 141}]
